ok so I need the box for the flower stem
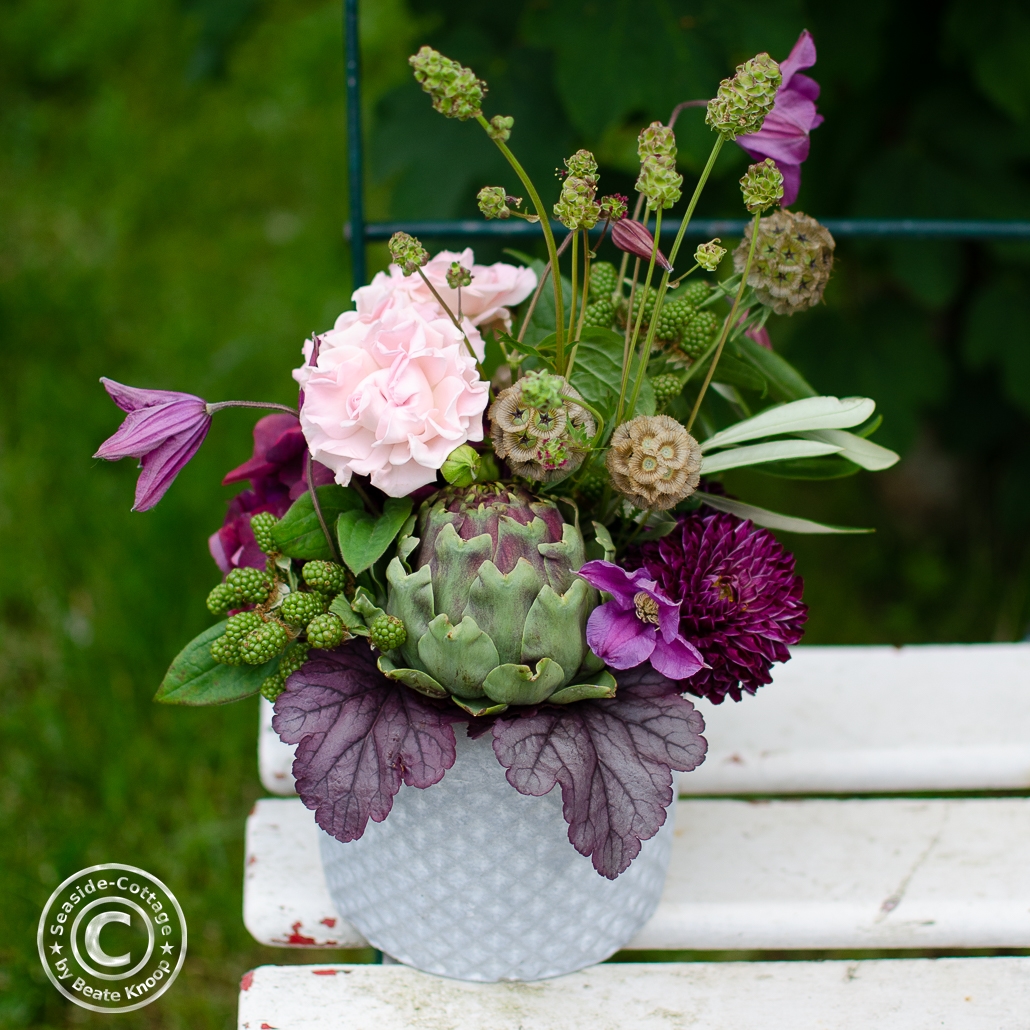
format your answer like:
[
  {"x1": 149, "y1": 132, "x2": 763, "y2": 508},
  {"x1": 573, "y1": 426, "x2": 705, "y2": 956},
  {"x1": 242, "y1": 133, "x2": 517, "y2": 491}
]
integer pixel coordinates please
[
  {"x1": 685, "y1": 209, "x2": 762, "y2": 434},
  {"x1": 666, "y1": 135, "x2": 723, "y2": 270},
  {"x1": 306, "y1": 451, "x2": 341, "y2": 562},
  {"x1": 477, "y1": 116, "x2": 565, "y2": 373},
  {"x1": 615, "y1": 206, "x2": 661, "y2": 426},
  {"x1": 206, "y1": 400, "x2": 299, "y2": 417},
  {"x1": 516, "y1": 231, "x2": 574, "y2": 345},
  {"x1": 577, "y1": 227, "x2": 591, "y2": 339},
  {"x1": 568, "y1": 230, "x2": 578, "y2": 343},
  {"x1": 416, "y1": 267, "x2": 479, "y2": 365}
]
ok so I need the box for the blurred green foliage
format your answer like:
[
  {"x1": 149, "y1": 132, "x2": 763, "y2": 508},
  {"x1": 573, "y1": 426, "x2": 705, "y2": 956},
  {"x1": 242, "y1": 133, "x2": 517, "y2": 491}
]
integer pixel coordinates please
[{"x1": 1, "y1": 0, "x2": 1028, "y2": 1027}]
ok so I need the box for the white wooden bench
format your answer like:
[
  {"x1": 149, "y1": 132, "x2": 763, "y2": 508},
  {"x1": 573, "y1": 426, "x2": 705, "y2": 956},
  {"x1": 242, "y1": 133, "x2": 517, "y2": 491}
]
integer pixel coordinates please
[{"x1": 239, "y1": 643, "x2": 1030, "y2": 1028}]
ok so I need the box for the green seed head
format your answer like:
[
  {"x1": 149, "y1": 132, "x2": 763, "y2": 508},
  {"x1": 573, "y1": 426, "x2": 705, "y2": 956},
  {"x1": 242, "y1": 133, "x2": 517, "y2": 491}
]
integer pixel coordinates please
[
  {"x1": 477, "y1": 186, "x2": 511, "y2": 220},
  {"x1": 445, "y1": 262, "x2": 472, "y2": 290},
  {"x1": 740, "y1": 158, "x2": 784, "y2": 213},
  {"x1": 694, "y1": 239, "x2": 727, "y2": 272},
  {"x1": 369, "y1": 614, "x2": 408, "y2": 653},
  {"x1": 487, "y1": 114, "x2": 513, "y2": 141},
  {"x1": 408, "y1": 46, "x2": 486, "y2": 121},
  {"x1": 706, "y1": 52, "x2": 782, "y2": 140},
  {"x1": 388, "y1": 231, "x2": 429, "y2": 276}
]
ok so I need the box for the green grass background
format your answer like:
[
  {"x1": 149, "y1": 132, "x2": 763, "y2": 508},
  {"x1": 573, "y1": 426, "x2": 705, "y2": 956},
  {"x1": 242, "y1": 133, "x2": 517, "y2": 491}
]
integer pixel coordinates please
[{"x1": 2, "y1": 0, "x2": 1030, "y2": 1026}]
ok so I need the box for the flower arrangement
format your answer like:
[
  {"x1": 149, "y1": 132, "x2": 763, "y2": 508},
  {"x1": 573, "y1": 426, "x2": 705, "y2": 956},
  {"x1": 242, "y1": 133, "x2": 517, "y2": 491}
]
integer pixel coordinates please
[{"x1": 96, "y1": 30, "x2": 898, "y2": 880}]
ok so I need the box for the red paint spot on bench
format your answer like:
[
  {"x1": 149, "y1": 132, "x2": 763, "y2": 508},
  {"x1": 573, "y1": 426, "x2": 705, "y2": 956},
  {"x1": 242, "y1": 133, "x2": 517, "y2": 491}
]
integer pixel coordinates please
[
  {"x1": 286, "y1": 921, "x2": 316, "y2": 945},
  {"x1": 240, "y1": 971, "x2": 254, "y2": 991},
  {"x1": 312, "y1": 969, "x2": 337, "y2": 975},
  {"x1": 320, "y1": 917, "x2": 337, "y2": 927}
]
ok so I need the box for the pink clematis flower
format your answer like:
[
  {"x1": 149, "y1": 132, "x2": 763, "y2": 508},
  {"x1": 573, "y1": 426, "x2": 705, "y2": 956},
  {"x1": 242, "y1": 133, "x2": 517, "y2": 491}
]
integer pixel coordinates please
[
  {"x1": 94, "y1": 378, "x2": 211, "y2": 511},
  {"x1": 736, "y1": 29, "x2": 823, "y2": 207},
  {"x1": 577, "y1": 560, "x2": 705, "y2": 680}
]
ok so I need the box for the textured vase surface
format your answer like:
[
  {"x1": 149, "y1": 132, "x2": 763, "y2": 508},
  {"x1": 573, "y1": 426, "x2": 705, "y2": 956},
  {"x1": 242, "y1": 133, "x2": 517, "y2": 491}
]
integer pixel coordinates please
[{"x1": 318, "y1": 730, "x2": 675, "y2": 982}]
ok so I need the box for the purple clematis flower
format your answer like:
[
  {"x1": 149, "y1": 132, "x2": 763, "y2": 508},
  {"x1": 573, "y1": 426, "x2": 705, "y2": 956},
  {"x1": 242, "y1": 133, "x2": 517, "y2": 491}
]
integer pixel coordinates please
[
  {"x1": 577, "y1": 560, "x2": 705, "y2": 680},
  {"x1": 94, "y1": 378, "x2": 211, "y2": 511},
  {"x1": 737, "y1": 29, "x2": 823, "y2": 207},
  {"x1": 611, "y1": 219, "x2": 673, "y2": 271}
]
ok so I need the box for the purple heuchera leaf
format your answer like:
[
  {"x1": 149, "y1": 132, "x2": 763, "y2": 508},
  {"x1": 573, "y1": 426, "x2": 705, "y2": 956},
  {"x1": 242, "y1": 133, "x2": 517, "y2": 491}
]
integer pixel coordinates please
[
  {"x1": 491, "y1": 665, "x2": 707, "y2": 879},
  {"x1": 273, "y1": 643, "x2": 457, "y2": 842},
  {"x1": 94, "y1": 378, "x2": 211, "y2": 511}
]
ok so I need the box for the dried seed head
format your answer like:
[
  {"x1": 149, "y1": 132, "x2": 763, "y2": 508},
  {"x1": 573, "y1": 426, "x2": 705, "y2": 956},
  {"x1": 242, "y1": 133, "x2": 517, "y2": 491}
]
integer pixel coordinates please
[
  {"x1": 694, "y1": 238, "x2": 727, "y2": 272},
  {"x1": 606, "y1": 414, "x2": 702, "y2": 510}
]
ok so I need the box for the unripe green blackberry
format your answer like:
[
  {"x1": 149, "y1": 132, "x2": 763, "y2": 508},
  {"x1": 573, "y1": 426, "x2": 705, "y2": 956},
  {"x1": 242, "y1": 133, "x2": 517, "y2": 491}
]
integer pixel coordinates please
[
  {"x1": 588, "y1": 261, "x2": 619, "y2": 302},
  {"x1": 279, "y1": 641, "x2": 311, "y2": 679},
  {"x1": 301, "y1": 561, "x2": 348, "y2": 596},
  {"x1": 240, "y1": 620, "x2": 290, "y2": 665},
  {"x1": 226, "y1": 566, "x2": 273, "y2": 605},
  {"x1": 650, "y1": 373, "x2": 682, "y2": 409},
  {"x1": 250, "y1": 512, "x2": 279, "y2": 555},
  {"x1": 654, "y1": 297, "x2": 694, "y2": 343},
  {"x1": 681, "y1": 280, "x2": 710, "y2": 308},
  {"x1": 306, "y1": 612, "x2": 347, "y2": 650},
  {"x1": 630, "y1": 285, "x2": 659, "y2": 323},
  {"x1": 369, "y1": 614, "x2": 407, "y2": 652},
  {"x1": 260, "y1": 673, "x2": 285, "y2": 702},
  {"x1": 206, "y1": 582, "x2": 235, "y2": 616},
  {"x1": 680, "y1": 309, "x2": 720, "y2": 359},
  {"x1": 577, "y1": 463, "x2": 608, "y2": 502},
  {"x1": 581, "y1": 299, "x2": 616, "y2": 329},
  {"x1": 279, "y1": 590, "x2": 326, "y2": 627},
  {"x1": 210, "y1": 610, "x2": 263, "y2": 665}
]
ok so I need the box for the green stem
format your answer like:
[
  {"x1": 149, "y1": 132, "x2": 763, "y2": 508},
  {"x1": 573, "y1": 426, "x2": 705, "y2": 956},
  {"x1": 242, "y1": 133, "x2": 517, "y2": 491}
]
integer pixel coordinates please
[
  {"x1": 666, "y1": 135, "x2": 724, "y2": 269},
  {"x1": 622, "y1": 256, "x2": 641, "y2": 369},
  {"x1": 416, "y1": 268, "x2": 480, "y2": 366},
  {"x1": 577, "y1": 228, "x2": 591, "y2": 340},
  {"x1": 568, "y1": 230, "x2": 578, "y2": 343},
  {"x1": 516, "y1": 230, "x2": 574, "y2": 345},
  {"x1": 478, "y1": 116, "x2": 565, "y2": 373},
  {"x1": 685, "y1": 209, "x2": 762, "y2": 434},
  {"x1": 615, "y1": 206, "x2": 661, "y2": 425}
]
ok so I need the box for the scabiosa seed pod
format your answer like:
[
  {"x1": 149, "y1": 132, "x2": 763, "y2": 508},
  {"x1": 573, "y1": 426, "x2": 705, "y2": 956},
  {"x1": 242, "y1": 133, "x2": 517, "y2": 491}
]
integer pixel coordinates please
[
  {"x1": 489, "y1": 372, "x2": 596, "y2": 483},
  {"x1": 740, "y1": 158, "x2": 784, "y2": 213},
  {"x1": 477, "y1": 186, "x2": 511, "y2": 220},
  {"x1": 706, "y1": 53, "x2": 782, "y2": 140},
  {"x1": 409, "y1": 46, "x2": 486, "y2": 121},
  {"x1": 446, "y1": 262, "x2": 473, "y2": 289},
  {"x1": 611, "y1": 219, "x2": 672, "y2": 271},
  {"x1": 387, "y1": 231, "x2": 429, "y2": 276},
  {"x1": 734, "y1": 209, "x2": 835, "y2": 315},
  {"x1": 628, "y1": 511, "x2": 808, "y2": 703},
  {"x1": 279, "y1": 590, "x2": 327, "y2": 627},
  {"x1": 487, "y1": 114, "x2": 513, "y2": 141},
  {"x1": 694, "y1": 239, "x2": 727, "y2": 272},
  {"x1": 369, "y1": 613, "x2": 407, "y2": 653},
  {"x1": 606, "y1": 415, "x2": 702, "y2": 511}
]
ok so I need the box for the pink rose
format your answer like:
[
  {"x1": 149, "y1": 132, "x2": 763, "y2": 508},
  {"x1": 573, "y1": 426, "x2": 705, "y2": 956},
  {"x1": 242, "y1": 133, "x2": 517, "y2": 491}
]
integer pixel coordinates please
[
  {"x1": 293, "y1": 299, "x2": 489, "y2": 496},
  {"x1": 353, "y1": 248, "x2": 536, "y2": 330}
]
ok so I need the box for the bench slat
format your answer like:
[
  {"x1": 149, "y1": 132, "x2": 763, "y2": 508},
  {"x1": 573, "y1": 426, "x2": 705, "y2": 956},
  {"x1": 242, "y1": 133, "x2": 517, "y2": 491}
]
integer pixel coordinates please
[
  {"x1": 258, "y1": 644, "x2": 1030, "y2": 797},
  {"x1": 245, "y1": 795, "x2": 1030, "y2": 952},
  {"x1": 238, "y1": 959, "x2": 1030, "y2": 1030}
]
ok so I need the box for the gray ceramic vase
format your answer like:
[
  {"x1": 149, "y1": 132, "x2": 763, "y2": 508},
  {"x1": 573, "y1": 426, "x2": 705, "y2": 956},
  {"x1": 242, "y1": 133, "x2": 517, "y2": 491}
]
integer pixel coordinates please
[{"x1": 318, "y1": 729, "x2": 674, "y2": 982}]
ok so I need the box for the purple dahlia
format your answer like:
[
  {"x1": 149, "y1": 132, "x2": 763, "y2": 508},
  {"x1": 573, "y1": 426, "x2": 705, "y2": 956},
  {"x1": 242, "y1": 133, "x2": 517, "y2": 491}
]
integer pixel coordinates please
[{"x1": 629, "y1": 511, "x2": 807, "y2": 703}]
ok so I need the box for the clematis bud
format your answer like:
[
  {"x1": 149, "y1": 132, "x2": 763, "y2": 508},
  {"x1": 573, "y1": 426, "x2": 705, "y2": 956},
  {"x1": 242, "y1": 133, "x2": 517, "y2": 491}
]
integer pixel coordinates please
[
  {"x1": 601, "y1": 194, "x2": 628, "y2": 221},
  {"x1": 694, "y1": 238, "x2": 726, "y2": 271},
  {"x1": 94, "y1": 379, "x2": 212, "y2": 511},
  {"x1": 740, "y1": 158, "x2": 784, "y2": 212},
  {"x1": 387, "y1": 231, "x2": 429, "y2": 275},
  {"x1": 409, "y1": 46, "x2": 486, "y2": 121},
  {"x1": 487, "y1": 114, "x2": 513, "y2": 141},
  {"x1": 611, "y1": 219, "x2": 672, "y2": 271},
  {"x1": 706, "y1": 52, "x2": 782, "y2": 140},
  {"x1": 446, "y1": 262, "x2": 473, "y2": 289},
  {"x1": 477, "y1": 186, "x2": 511, "y2": 220}
]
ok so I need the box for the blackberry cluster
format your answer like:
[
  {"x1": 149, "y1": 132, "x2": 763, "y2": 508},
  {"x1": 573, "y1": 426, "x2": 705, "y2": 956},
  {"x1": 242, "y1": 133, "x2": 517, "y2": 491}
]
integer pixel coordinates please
[
  {"x1": 654, "y1": 297, "x2": 694, "y2": 343},
  {"x1": 210, "y1": 611, "x2": 264, "y2": 666},
  {"x1": 301, "y1": 561, "x2": 348, "y2": 596},
  {"x1": 576, "y1": 463, "x2": 608, "y2": 502},
  {"x1": 581, "y1": 298, "x2": 616, "y2": 330},
  {"x1": 260, "y1": 643, "x2": 311, "y2": 703},
  {"x1": 249, "y1": 512, "x2": 279, "y2": 555},
  {"x1": 240, "y1": 621, "x2": 290, "y2": 665},
  {"x1": 588, "y1": 261, "x2": 619, "y2": 302},
  {"x1": 650, "y1": 373, "x2": 683, "y2": 410},
  {"x1": 681, "y1": 280, "x2": 710, "y2": 308},
  {"x1": 369, "y1": 614, "x2": 407, "y2": 653},
  {"x1": 227, "y1": 566, "x2": 273, "y2": 604},
  {"x1": 279, "y1": 590, "x2": 327, "y2": 627},
  {"x1": 679, "y1": 309, "x2": 720, "y2": 359},
  {"x1": 306, "y1": 612, "x2": 347, "y2": 650}
]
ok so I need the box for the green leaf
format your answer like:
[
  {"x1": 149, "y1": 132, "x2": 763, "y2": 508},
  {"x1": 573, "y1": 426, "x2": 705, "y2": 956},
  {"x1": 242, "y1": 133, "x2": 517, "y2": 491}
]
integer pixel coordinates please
[
  {"x1": 712, "y1": 353, "x2": 767, "y2": 394},
  {"x1": 752, "y1": 455, "x2": 864, "y2": 480},
  {"x1": 700, "y1": 396, "x2": 877, "y2": 452},
  {"x1": 569, "y1": 327, "x2": 655, "y2": 422},
  {"x1": 336, "y1": 496, "x2": 414, "y2": 575},
  {"x1": 328, "y1": 593, "x2": 369, "y2": 636},
  {"x1": 154, "y1": 622, "x2": 279, "y2": 706},
  {"x1": 797, "y1": 429, "x2": 900, "y2": 471},
  {"x1": 699, "y1": 493, "x2": 873, "y2": 534},
  {"x1": 732, "y1": 335, "x2": 818, "y2": 403},
  {"x1": 271, "y1": 486, "x2": 363, "y2": 560},
  {"x1": 701, "y1": 439, "x2": 843, "y2": 474}
]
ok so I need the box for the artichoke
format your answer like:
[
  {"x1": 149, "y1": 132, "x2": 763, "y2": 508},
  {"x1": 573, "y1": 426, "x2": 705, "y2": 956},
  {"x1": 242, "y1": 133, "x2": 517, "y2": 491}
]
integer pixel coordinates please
[{"x1": 376, "y1": 485, "x2": 615, "y2": 715}]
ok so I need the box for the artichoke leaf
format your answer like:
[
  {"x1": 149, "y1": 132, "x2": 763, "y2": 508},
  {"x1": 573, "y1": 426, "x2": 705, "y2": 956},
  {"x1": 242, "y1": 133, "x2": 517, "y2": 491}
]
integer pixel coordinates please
[
  {"x1": 417, "y1": 613, "x2": 498, "y2": 698},
  {"x1": 591, "y1": 521, "x2": 616, "y2": 563},
  {"x1": 430, "y1": 523, "x2": 494, "y2": 624},
  {"x1": 546, "y1": 676, "x2": 618, "y2": 704},
  {"x1": 575, "y1": 647, "x2": 607, "y2": 677},
  {"x1": 450, "y1": 696, "x2": 509, "y2": 717},
  {"x1": 482, "y1": 658, "x2": 567, "y2": 705},
  {"x1": 351, "y1": 587, "x2": 385, "y2": 624},
  {"x1": 377, "y1": 656, "x2": 449, "y2": 699},
  {"x1": 539, "y1": 522, "x2": 588, "y2": 593},
  {"x1": 386, "y1": 558, "x2": 435, "y2": 671},
  {"x1": 520, "y1": 578, "x2": 591, "y2": 683},
  {"x1": 464, "y1": 558, "x2": 544, "y2": 666}
]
